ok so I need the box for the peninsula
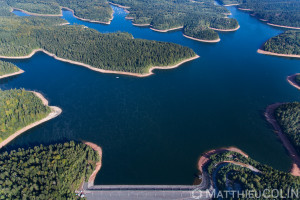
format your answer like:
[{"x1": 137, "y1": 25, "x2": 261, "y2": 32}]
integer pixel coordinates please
[
  {"x1": 0, "y1": 89, "x2": 61, "y2": 148},
  {"x1": 109, "y1": 0, "x2": 240, "y2": 41},
  {"x1": 7, "y1": 0, "x2": 114, "y2": 24},
  {"x1": 0, "y1": 17, "x2": 197, "y2": 76},
  {"x1": 0, "y1": 60, "x2": 24, "y2": 79},
  {"x1": 0, "y1": 141, "x2": 100, "y2": 199},
  {"x1": 200, "y1": 148, "x2": 300, "y2": 198},
  {"x1": 258, "y1": 31, "x2": 300, "y2": 58}
]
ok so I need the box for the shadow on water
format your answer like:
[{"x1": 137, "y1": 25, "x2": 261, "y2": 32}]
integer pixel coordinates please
[{"x1": 2, "y1": 4, "x2": 300, "y2": 185}]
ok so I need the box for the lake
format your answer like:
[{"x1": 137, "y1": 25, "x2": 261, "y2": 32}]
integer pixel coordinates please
[{"x1": 4, "y1": 4, "x2": 300, "y2": 185}]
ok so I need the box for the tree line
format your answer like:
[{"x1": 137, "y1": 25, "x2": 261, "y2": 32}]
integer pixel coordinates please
[
  {"x1": 0, "y1": 141, "x2": 99, "y2": 199},
  {"x1": 275, "y1": 102, "x2": 300, "y2": 154},
  {"x1": 263, "y1": 31, "x2": 300, "y2": 55},
  {"x1": 6, "y1": 0, "x2": 113, "y2": 23},
  {"x1": 110, "y1": 0, "x2": 240, "y2": 40},
  {"x1": 204, "y1": 151, "x2": 300, "y2": 200},
  {"x1": 0, "y1": 89, "x2": 50, "y2": 142},
  {"x1": 0, "y1": 60, "x2": 20, "y2": 76},
  {"x1": 220, "y1": 0, "x2": 300, "y2": 28}
]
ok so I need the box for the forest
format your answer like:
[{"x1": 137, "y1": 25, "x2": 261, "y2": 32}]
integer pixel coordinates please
[
  {"x1": 275, "y1": 102, "x2": 300, "y2": 154},
  {"x1": 0, "y1": 60, "x2": 20, "y2": 76},
  {"x1": 110, "y1": 0, "x2": 239, "y2": 41},
  {"x1": 0, "y1": 13, "x2": 196, "y2": 74},
  {"x1": 0, "y1": 89, "x2": 50, "y2": 142},
  {"x1": 219, "y1": 0, "x2": 300, "y2": 28},
  {"x1": 4, "y1": 0, "x2": 241, "y2": 41},
  {"x1": 0, "y1": 141, "x2": 99, "y2": 199},
  {"x1": 262, "y1": 31, "x2": 300, "y2": 55},
  {"x1": 6, "y1": 0, "x2": 113, "y2": 23},
  {"x1": 205, "y1": 151, "x2": 300, "y2": 199}
]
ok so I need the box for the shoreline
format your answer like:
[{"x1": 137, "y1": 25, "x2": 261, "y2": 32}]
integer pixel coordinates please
[
  {"x1": 60, "y1": 7, "x2": 113, "y2": 25},
  {"x1": 11, "y1": 6, "x2": 113, "y2": 25},
  {"x1": 265, "y1": 103, "x2": 300, "y2": 176},
  {"x1": 0, "y1": 91, "x2": 62, "y2": 149},
  {"x1": 223, "y1": 4, "x2": 240, "y2": 6},
  {"x1": 287, "y1": 74, "x2": 300, "y2": 90},
  {"x1": 108, "y1": 2, "x2": 130, "y2": 9},
  {"x1": 83, "y1": 141, "x2": 103, "y2": 187},
  {"x1": 183, "y1": 34, "x2": 220, "y2": 43},
  {"x1": 132, "y1": 23, "x2": 150, "y2": 27},
  {"x1": 257, "y1": 49, "x2": 300, "y2": 59},
  {"x1": 266, "y1": 23, "x2": 300, "y2": 30},
  {"x1": 150, "y1": 26, "x2": 183, "y2": 33},
  {"x1": 0, "y1": 69, "x2": 24, "y2": 80},
  {"x1": 12, "y1": 7, "x2": 62, "y2": 16},
  {"x1": 209, "y1": 25, "x2": 240, "y2": 32},
  {"x1": 238, "y1": 8, "x2": 253, "y2": 11},
  {"x1": 198, "y1": 147, "x2": 248, "y2": 173},
  {"x1": 0, "y1": 49, "x2": 199, "y2": 77}
]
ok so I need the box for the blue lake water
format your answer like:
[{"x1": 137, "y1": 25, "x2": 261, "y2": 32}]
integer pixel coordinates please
[
  {"x1": 12, "y1": 9, "x2": 30, "y2": 16},
  {"x1": 6, "y1": 5, "x2": 300, "y2": 185}
]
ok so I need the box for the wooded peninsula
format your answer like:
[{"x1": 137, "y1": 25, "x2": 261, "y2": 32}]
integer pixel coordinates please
[
  {"x1": 260, "y1": 31, "x2": 300, "y2": 57},
  {"x1": 0, "y1": 89, "x2": 51, "y2": 143},
  {"x1": 110, "y1": 0, "x2": 239, "y2": 41},
  {"x1": 0, "y1": 60, "x2": 21, "y2": 77},
  {"x1": 0, "y1": 141, "x2": 99, "y2": 199},
  {"x1": 219, "y1": 0, "x2": 300, "y2": 29},
  {"x1": 0, "y1": 1, "x2": 197, "y2": 75}
]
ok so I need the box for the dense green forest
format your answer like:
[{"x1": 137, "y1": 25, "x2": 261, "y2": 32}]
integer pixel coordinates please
[
  {"x1": 219, "y1": 0, "x2": 300, "y2": 28},
  {"x1": 262, "y1": 31, "x2": 300, "y2": 55},
  {"x1": 0, "y1": 60, "x2": 20, "y2": 76},
  {"x1": 275, "y1": 102, "x2": 300, "y2": 154},
  {"x1": 110, "y1": 0, "x2": 239, "y2": 40},
  {"x1": 0, "y1": 0, "x2": 197, "y2": 74},
  {"x1": 0, "y1": 89, "x2": 50, "y2": 142},
  {"x1": 0, "y1": 141, "x2": 99, "y2": 199},
  {"x1": 204, "y1": 151, "x2": 300, "y2": 199},
  {"x1": 0, "y1": 15, "x2": 196, "y2": 74},
  {"x1": 6, "y1": 0, "x2": 113, "y2": 23}
]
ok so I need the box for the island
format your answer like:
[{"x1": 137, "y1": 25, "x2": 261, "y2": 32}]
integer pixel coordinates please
[
  {"x1": 0, "y1": 2, "x2": 198, "y2": 76},
  {"x1": 7, "y1": 0, "x2": 113, "y2": 24},
  {"x1": 0, "y1": 89, "x2": 61, "y2": 148},
  {"x1": 258, "y1": 31, "x2": 300, "y2": 58},
  {"x1": 109, "y1": 0, "x2": 240, "y2": 42},
  {"x1": 219, "y1": 0, "x2": 300, "y2": 29},
  {"x1": 0, "y1": 60, "x2": 24, "y2": 79},
  {"x1": 0, "y1": 141, "x2": 101, "y2": 199}
]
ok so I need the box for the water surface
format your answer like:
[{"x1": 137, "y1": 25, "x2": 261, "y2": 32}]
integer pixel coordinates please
[{"x1": 1, "y1": 5, "x2": 300, "y2": 185}]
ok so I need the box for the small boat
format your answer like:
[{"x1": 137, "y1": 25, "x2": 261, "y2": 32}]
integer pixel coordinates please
[{"x1": 116, "y1": 77, "x2": 119, "y2": 79}]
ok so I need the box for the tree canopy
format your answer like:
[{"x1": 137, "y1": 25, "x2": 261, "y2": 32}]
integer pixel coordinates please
[
  {"x1": 0, "y1": 141, "x2": 99, "y2": 199},
  {"x1": 262, "y1": 31, "x2": 300, "y2": 55},
  {"x1": 0, "y1": 60, "x2": 20, "y2": 76},
  {"x1": 0, "y1": 89, "x2": 50, "y2": 142}
]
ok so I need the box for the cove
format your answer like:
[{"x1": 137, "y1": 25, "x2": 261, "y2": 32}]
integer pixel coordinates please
[{"x1": 4, "y1": 5, "x2": 300, "y2": 185}]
